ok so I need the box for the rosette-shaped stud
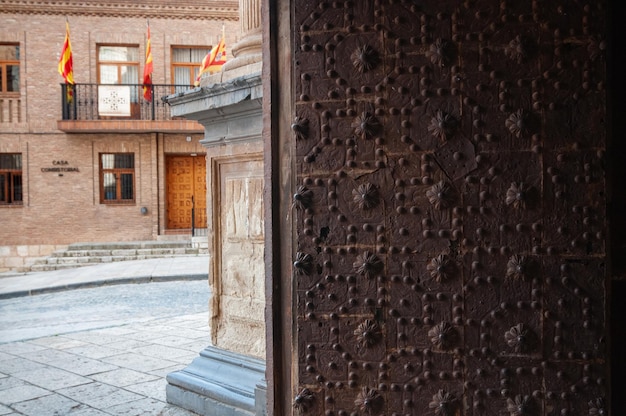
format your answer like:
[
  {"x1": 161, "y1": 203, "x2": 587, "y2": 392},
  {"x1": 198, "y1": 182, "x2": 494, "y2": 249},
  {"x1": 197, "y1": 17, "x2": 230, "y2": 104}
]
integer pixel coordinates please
[
  {"x1": 506, "y1": 395, "x2": 533, "y2": 416},
  {"x1": 427, "y1": 254, "x2": 455, "y2": 283},
  {"x1": 354, "y1": 387, "x2": 383, "y2": 413},
  {"x1": 506, "y1": 254, "x2": 528, "y2": 280},
  {"x1": 352, "y1": 111, "x2": 380, "y2": 140},
  {"x1": 352, "y1": 182, "x2": 380, "y2": 210},
  {"x1": 588, "y1": 398, "x2": 606, "y2": 416},
  {"x1": 353, "y1": 251, "x2": 383, "y2": 279},
  {"x1": 354, "y1": 319, "x2": 382, "y2": 350},
  {"x1": 428, "y1": 389, "x2": 459, "y2": 416},
  {"x1": 505, "y1": 35, "x2": 533, "y2": 63},
  {"x1": 428, "y1": 110, "x2": 457, "y2": 141},
  {"x1": 428, "y1": 38, "x2": 452, "y2": 67},
  {"x1": 293, "y1": 388, "x2": 315, "y2": 413},
  {"x1": 426, "y1": 181, "x2": 454, "y2": 210},
  {"x1": 506, "y1": 182, "x2": 529, "y2": 210},
  {"x1": 293, "y1": 252, "x2": 313, "y2": 276},
  {"x1": 291, "y1": 117, "x2": 309, "y2": 140},
  {"x1": 587, "y1": 37, "x2": 606, "y2": 61},
  {"x1": 351, "y1": 44, "x2": 380, "y2": 73},
  {"x1": 293, "y1": 185, "x2": 313, "y2": 210},
  {"x1": 428, "y1": 321, "x2": 457, "y2": 350},
  {"x1": 504, "y1": 323, "x2": 532, "y2": 353},
  {"x1": 505, "y1": 109, "x2": 528, "y2": 138}
]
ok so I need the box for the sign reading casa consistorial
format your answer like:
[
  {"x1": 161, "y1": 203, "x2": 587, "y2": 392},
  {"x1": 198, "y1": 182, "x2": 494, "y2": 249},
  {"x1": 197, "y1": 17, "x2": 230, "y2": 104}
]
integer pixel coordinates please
[{"x1": 41, "y1": 160, "x2": 79, "y2": 173}]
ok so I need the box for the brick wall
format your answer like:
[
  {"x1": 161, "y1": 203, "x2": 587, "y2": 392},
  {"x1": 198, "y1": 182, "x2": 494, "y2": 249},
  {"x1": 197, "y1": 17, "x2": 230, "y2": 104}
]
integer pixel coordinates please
[
  {"x1": 0, "y1": 132, "x2": 207, "y2": 246},
  {"x1": 0, "y1": 244, "x2": 67, "y2": 272},
  {"x1": 0, "y1": 7, "x2": 239, "y2": 253}
]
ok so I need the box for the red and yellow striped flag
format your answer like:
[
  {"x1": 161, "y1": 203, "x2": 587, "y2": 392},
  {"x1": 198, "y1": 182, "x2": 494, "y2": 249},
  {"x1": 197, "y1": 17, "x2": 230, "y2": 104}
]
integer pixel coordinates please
[
  {"x1": 209, "y1": 35, "x2": 227, "y2": 71},
  {"x1": 58, "y1": 20, "x2": 74, "y2": 101},
  {"x1": 194, "y1": 29, "x2": 227, "y2": 87},
  {"x1": 142, "y1": 22, "x2": 154, "y2": 102}
]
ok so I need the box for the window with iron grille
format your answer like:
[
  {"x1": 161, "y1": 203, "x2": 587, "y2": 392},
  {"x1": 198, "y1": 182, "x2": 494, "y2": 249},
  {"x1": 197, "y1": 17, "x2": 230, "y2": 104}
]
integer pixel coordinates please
[
  {"x1": 0, "y1": 153, "x2": 22, "y2": 205},
  {"x1": 0, "y1": 44, "x2": 20, "y2": 95},
  {"x1": 99, "y1": 153, "x2": 135, "y2": 204}
]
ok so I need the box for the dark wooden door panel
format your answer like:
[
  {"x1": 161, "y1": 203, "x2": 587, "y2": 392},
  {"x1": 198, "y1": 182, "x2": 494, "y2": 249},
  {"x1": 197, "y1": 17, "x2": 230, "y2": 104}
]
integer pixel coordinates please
[{"x1": 290, "y1": 1, "x2": 608, "y2": 415}]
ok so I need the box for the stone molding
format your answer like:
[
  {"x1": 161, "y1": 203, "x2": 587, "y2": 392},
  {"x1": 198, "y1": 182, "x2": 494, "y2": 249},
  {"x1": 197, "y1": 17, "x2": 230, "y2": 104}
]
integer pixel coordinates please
[
  {"x1": 223, "y1": 33, "x2": 263, "y2": 72},
  {"x1": 167, "y1": 72, "x2": 262, "y2": 109},
  {"x1": 0, "y1": 0, "x2": 238, "y2": 20},
  {"x1": 166, "y1": 72, "x2": 263, "y2": 146},
  {"x1": 166, "y1": 346, "x2": 266, "y2": 415}
]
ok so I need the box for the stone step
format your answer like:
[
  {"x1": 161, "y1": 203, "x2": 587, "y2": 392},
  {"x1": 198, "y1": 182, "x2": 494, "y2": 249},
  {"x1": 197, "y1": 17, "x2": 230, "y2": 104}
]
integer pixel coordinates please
[
  {"x1": 27, "y1": 240, "x2": 208, "y2": 272},
  {"x1": 29, "y1": 263, "x2": 93, "y2": 272},
  {"x1": 29, "y1": 253, "x2": 206, "y2": 272},
  {"x1": 34, "y1": 249, "x2": 205, "y2": 264},
  {"x1": 66, "y1": 241, "x2": 192, "y2": 251},
  {"x1": 43, "y1": 252, "x2": 204, "y2": 265},
  {"x1": 51, "y1": 250, "x2": 113, "y2": 258},
  {"x1": 48, "y1": 247, "x2": 203, "y2": 259}
]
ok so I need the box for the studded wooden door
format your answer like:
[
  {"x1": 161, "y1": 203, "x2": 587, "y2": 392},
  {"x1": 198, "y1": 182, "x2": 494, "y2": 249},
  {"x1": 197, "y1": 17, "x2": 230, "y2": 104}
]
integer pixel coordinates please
[
  {"x1": 166, "y1": 155, "x2": 207, "y2": 230},
  {"x1": 288, "y1": 1, "x2": 608, "y2": 415}
]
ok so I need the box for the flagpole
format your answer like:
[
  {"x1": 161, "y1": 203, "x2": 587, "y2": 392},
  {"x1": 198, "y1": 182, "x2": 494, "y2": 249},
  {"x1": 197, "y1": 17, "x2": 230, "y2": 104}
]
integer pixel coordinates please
[
  {"x1": 143, "y1": 18, "x2": 154, "y2": 104},
  {"x1": 59, "y1": 17, "x2": 75, "y2": 108},
  {"x1": 148, "y1": 19, "x2": 155, "y2": 118}
]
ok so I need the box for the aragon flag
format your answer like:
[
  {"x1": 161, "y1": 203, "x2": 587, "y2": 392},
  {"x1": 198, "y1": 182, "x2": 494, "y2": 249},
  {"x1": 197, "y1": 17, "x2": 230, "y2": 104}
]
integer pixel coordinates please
[
  {"x1": 142, "y1": 22, "x2": 154, "y2": 102},
  {"x1": 58, "y1": 20, "x2": 74, "y2": 102},
  {"x1": 194, "y1": 27, "x2": 226, "y2": 87}
]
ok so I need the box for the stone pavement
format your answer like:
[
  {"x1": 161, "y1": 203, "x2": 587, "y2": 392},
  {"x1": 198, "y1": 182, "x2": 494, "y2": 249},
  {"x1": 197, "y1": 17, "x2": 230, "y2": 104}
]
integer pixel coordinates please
[
  {"x1": 0, "y1": 257, "x2": 209, "y2": 299},
  {"x1": 0, "y1": 257, "x2": 211, "y2": 415}
]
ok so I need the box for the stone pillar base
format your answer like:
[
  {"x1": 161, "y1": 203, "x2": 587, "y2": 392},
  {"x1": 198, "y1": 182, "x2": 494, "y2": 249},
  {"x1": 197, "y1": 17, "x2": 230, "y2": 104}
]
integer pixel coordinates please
[{"x1": 166, "y1": 346, "x2": 266, "y2": 416}]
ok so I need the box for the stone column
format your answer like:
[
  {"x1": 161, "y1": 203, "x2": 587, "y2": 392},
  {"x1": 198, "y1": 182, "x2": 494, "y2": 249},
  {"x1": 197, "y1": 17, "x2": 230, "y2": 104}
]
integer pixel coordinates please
[
  {"x1": 165, "y1": 0, "x2": 266, "y2": 408},
  {"x1": 165, "y1": 73, "x2": 266, "y2": 416},
  {"x1": 223, "y1": 0, "x2": 262, "y2": 71}
]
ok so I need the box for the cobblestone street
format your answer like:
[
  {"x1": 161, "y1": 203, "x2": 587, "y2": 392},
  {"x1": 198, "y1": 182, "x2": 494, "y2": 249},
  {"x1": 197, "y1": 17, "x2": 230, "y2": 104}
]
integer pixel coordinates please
[
  {"x1": 0, "y1": 280, "x2": 209, "y2": 343},
  {"x1": 0, "y1": 280, "x2": 210, "y2": 415}
]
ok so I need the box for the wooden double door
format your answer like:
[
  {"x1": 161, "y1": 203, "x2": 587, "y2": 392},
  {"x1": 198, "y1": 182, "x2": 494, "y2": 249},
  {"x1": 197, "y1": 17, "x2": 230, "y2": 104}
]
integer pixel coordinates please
[{"x1": 166, "y1": 155, "x2": 207, "y2": 230}]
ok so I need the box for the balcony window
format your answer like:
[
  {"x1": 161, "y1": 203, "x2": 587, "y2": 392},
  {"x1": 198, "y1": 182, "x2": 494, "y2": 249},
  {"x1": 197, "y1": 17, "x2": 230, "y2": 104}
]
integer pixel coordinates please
[
  {"x1": 0, "y1": 153, "x2": 22, "y2": 205},
  {"x1": 100, "y1": 153, "x2": 135, "y2": 204},
  {"x1": 96, "y1": 45, "x2": 142, "y2": 118},
  {"x1": 172, "y1": 46, "x2": 211, "y2": 93},
  {"x1": 98, "y1": 45, "x2": 139, "y2": 84},
  {"x1": 0, "y1": 44, "x2": 20, "y2": 95}
]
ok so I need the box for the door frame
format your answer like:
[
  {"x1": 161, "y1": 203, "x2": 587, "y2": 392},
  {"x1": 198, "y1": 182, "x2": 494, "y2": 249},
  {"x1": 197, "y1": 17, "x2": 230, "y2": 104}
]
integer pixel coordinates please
[{"x1": 263, "y1": 1, "x2": 293, "y2": 414}]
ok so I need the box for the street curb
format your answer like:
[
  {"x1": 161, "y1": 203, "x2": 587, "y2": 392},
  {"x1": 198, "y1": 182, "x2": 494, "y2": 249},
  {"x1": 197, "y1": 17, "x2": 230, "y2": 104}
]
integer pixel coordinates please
[{"x1": 0, "y1": 274, "x2": 207, "y2": 300}]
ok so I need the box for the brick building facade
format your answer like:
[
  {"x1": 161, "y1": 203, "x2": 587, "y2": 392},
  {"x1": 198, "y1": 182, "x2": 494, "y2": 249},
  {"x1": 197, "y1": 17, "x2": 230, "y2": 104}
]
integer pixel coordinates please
[{"x1": 0, "y1": 0, "x2": 239, "y2": 271}]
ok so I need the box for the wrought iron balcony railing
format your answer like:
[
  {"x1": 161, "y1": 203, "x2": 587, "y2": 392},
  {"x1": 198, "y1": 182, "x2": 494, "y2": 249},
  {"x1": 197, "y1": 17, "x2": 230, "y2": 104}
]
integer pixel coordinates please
[{"x1": 60, "y1": 83, "x2": 196, "y2": 121}]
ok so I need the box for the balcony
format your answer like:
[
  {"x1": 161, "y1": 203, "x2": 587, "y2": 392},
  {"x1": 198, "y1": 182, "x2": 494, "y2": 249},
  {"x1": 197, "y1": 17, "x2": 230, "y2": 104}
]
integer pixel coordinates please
[{"x1": 57, "y1": 83, "x2": 204, "y2": 134}]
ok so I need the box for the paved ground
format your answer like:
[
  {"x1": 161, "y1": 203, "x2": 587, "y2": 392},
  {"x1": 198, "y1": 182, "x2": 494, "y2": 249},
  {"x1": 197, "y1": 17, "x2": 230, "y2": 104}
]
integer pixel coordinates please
[
  {"x1": 0, "y1": 257, "x2": 209, "y2": 299},
  {"x1": 0, "y1": 258, "x2": 211, "y2": 415}
]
